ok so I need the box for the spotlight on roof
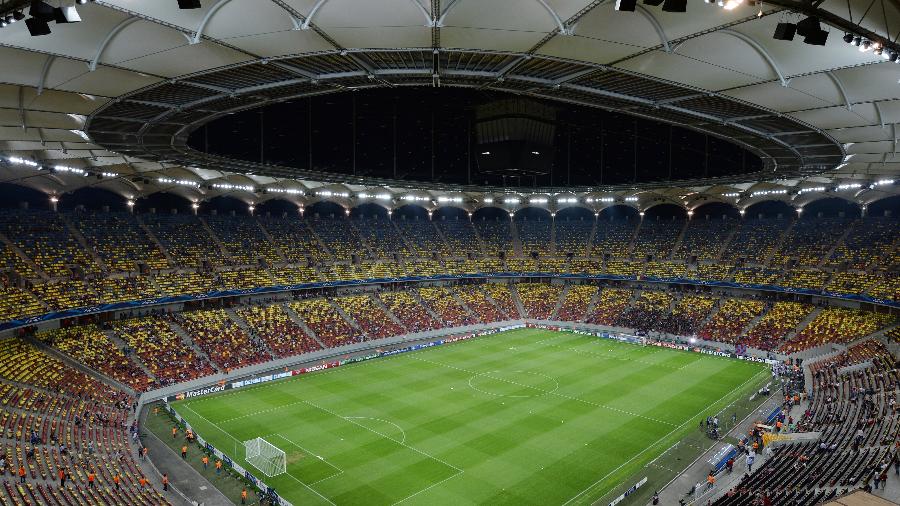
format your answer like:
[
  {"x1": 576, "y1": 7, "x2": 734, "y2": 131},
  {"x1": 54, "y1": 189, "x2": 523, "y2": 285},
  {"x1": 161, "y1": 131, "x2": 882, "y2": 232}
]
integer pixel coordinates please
[
  {"x1": 842, "y1": 33, "x2": 854, "y2": 44},
  {"x1": 0, "y1": 20, "x2": 6, "y2": 28},
  {"x1": 177, "y1": 0, "x2": 202, "y2": 8},
  {"x1": 76, "y1": 0, "x2": 88, "y2": 4}
]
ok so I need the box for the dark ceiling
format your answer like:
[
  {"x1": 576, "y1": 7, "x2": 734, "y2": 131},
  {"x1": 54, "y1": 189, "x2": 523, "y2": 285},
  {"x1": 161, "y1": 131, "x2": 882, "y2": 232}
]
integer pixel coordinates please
[{"x1": 187, "y1": 88, "x2": 761, "y2": 188}]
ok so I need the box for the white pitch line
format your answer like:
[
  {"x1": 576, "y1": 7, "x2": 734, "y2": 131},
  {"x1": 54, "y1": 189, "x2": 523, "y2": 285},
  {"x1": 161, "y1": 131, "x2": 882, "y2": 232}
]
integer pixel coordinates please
[
  {"x1": 280, "y1": 469, "x2": 338, "y2": 506},
  {"x1": 390, "y1": 470, "x2": 465, "y2": 506},
  {"x1": 301, "y1": 399, "x2": 463, "y2": 473},
  {"x1": 560, "y1": 367, "x2": 768, "y2": 506},
  {"x1": 269, "y1": 433, "x2": 344, "y2": 473},
  {"x1": 409, "y1": 355, "x2": 678, "y2": 427}
]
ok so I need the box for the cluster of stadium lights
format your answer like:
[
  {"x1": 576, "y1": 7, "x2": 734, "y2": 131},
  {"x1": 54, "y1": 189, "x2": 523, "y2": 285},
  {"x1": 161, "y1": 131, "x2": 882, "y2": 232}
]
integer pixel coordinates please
[
  {"x1": 159, "y1": 177, "x2": 200, "y2": 188},
  {"x1": 316, "y1": 190, "x2": 349, "y2": 198},
  {"x1": 212, "y1": 182, "x2": 253, "y2": 192},
  {"x1": 720, "y1": 180, "x2": 896, "y2": 200},
  {"x1": 0, "y1": 1, "x2": 90, "y2": 36},
  {"x1": 842, "y1": 33, "x2": 898, "y2": 61},
  {"x1": 267, "y1": 188, "x2": 303, "y2": 195}
]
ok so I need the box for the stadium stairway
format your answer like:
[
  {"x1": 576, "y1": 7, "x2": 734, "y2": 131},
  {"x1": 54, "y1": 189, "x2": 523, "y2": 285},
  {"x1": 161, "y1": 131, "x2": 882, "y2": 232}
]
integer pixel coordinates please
[
  {"x1": 781, "y1": 307, "x2": 825, "y2": 348},
  {"x1": 549, "y1": 219, "x2": 557, "y2": 255},
  {"x1": 739, "y1": 303, "x2": 773, "y2": 337},
  {"x1": 508, "y1": 219, "x2": 524, "y2": 257},
  {"x1": 763, "y1": 218, "x2": 797, "y2": 266},
  {"x1": 327, "y1": 298, "x2": 366, "y2": 336},
  {"x1": 819, "y1": 223, "x2": 856, "y2": 268},
  {"x1": 107, "y1": 330, "x2": 157, "y2": 381},
  {"x1": 624, "y1": 219, "x2": 642, "y2": 259},
  {"x1": 371, "y1": 294, "x2": 406, "y2": 329},
  {"x1": 579, "y1": 287, "x2": 603, "y2": 323},
  {"x1": 224, "y1": 308, "x2": 278, "y2": 361},
  {"x1": 197, "y1": 217, "x2": 233, "y2": 265},
  {"x1": 410, "y1": 290, "x2": 443, "y2": 322},
  {"x1": 696, "y1": 298, "x2": 725, "y2": 330},
  {"x1": 509, "y1": 284, "x2": 527, "y2": 319},
  {"x1": 712, "y1": 224, "x2": 741, "y2": 261},
  {"x1": 667, "y1": 220, "x2": 690, "y2": 261},
  {"x1": 0, "y1": 231, "x2": 47, "y2": 281},
  {"x1": 282, "y1": 303, "x2": 329, "y2": 349},
  {"x1": 550, "y1": 285, "x2": 569, "y2": 320},
  {"x1": 60, "y1": 214, "x2": 108, "y2": 273},
  {"x1": 133, "y1": 215, "x2": 177, "y2": 268},
  {"x1": 449, "y1": 289, "x2": 480, "y2": 322},
  {"x1": 429, "y1": 220, "x2": 454, "y2": 255},
  {"x1": 253, "y1": 219, "x2": 287, "y2": 264},
  {"x1": 165, "y1": 320, "x2": 221, "y2": 373}
]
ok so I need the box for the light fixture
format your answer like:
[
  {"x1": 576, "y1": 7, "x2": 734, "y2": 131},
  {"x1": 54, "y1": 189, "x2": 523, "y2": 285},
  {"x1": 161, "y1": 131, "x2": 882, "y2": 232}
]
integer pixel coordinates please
[{"x1": 843, "y1": 33, "x2": 854, "y2": 43}]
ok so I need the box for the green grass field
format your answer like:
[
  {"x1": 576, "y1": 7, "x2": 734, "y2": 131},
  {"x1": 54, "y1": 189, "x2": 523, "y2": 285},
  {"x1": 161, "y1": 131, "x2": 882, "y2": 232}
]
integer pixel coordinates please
[{"x1": 173, "y1": 329, "x2": 766, "y2": 506}]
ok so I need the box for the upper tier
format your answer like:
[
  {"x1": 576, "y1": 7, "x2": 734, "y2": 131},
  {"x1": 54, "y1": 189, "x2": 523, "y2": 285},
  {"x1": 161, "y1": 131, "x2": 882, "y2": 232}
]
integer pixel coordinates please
[{"x1": 0, "y1": 208, "x2": 896, "y2": 326}]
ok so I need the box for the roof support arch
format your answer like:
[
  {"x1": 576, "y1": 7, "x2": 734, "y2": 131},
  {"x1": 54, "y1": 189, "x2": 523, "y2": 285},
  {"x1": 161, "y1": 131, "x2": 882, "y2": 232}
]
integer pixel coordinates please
[
  {"x1": 636, "y1": 6, "x2": 670, "y2": 53},
  {"x1": 37, "y1": 55, "x2": 55, "y2": 96},
  {"x1": 89, "y1": 17, "x2": 139, "y2": 71},
  {"x1": 535, "y1": 0, "x2": 571, "y2": 35},
  {"x1": 873, "y1": 100, "x2": 885, "y2": 128},
  {"x1": 191, "y1": 0, "x2": 236, "y2": 44},
  {"x1": 301, "y1": 0, "x2": 330, "y2": 30},
  {"x1": 825, "y1": 71, "x2": 852, "y2": 111},
  {"x1": 718, "y1": 30, "x2": 788, "y2": 87}
]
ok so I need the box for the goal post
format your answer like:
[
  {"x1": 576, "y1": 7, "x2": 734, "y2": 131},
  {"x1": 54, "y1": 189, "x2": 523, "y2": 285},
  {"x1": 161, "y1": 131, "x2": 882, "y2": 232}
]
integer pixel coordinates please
[{"x1": 244, "y1": 437, "x2": 287, "y2": 477}]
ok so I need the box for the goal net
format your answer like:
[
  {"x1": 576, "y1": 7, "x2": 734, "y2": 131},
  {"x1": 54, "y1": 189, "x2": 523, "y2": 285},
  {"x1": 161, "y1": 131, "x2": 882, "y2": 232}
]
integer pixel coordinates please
[{"x1": 244, "y1": 437, "x2": 287, "y2": 477}]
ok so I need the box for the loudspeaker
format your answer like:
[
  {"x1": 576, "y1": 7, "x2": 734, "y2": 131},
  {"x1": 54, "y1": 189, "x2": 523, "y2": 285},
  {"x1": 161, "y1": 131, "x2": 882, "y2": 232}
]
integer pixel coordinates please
[
  {"x1": 773, "y1": 22, "x2": 796, "y2": 41},
  {"x1": 29, "y1": 0, "x2": 54, "y2": 21},
  {"x1": 177, "y1": 0, "x2": 202, "y2": 8},
  {"x1": 615, "y1": 0, "x2": 637, "y2": 11},
  {"x1": 25, "y1": 17, "x2": 51, "y2": 36},
  {"x1": 803, "y1": 30, "x2": 829, "y2": 45},
  {"x1": 795, "y1": 16, "x2": 820, "y2": 37},
  {"x1": 662, "y1": 0, "x2": 687, "y2": 12}
]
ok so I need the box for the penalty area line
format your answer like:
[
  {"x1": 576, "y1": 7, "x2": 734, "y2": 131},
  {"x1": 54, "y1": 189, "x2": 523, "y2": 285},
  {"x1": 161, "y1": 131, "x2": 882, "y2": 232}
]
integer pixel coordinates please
[{"x1": 390, "y1": 470, "x2": 465, "y2": 506}]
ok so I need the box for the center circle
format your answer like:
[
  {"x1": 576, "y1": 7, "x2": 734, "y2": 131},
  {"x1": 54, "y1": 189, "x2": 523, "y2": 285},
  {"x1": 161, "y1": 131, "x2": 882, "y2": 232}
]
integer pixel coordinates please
[{"x1": 467, "y1": 370, "x2": 560, "y2": 398}]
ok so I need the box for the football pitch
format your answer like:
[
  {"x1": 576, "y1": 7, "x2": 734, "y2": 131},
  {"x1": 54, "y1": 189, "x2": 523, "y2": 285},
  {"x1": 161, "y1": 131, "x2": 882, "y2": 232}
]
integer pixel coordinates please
[{"x1": 172, "y1": 329, "x2": 767, "y2": 505}]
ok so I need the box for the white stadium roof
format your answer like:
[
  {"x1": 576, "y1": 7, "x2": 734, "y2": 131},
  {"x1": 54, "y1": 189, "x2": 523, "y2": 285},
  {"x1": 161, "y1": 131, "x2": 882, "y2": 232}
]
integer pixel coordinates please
[{"x1": 0, "y1": 0, "x2": 898, "y2": 212}]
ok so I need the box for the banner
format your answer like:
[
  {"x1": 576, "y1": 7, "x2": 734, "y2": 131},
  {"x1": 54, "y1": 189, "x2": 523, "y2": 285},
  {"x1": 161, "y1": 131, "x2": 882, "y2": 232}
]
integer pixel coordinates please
[{"x1": 608, "y1": 477, "x2": 647, "y2": 506}]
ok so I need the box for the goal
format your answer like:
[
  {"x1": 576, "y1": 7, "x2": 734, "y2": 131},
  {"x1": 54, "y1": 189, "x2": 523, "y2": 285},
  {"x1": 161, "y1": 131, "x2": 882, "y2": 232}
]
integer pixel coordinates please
[{"x1": 244, "y1": 437, "x2": 287, "y2": 477}]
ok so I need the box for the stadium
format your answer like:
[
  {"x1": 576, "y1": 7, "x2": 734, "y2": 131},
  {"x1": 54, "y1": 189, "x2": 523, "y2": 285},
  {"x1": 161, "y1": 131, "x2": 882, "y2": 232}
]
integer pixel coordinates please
[{"x1": 0, "y1": 0, "x2": 898, "y2": 505}]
